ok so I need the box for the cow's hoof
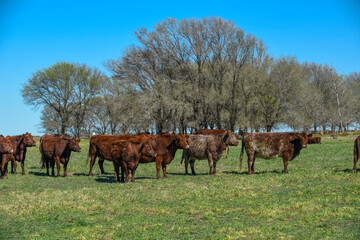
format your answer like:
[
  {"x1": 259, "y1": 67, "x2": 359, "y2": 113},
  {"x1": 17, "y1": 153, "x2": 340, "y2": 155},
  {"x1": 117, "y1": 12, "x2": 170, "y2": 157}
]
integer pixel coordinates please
[{"x1": 352, "y1": 169, "x2": 356, "y2": 173}]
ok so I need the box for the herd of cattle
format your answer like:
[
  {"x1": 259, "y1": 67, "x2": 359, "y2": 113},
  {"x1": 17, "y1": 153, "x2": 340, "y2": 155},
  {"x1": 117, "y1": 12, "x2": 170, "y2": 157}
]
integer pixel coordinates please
[{"x1": 0, "y1": 130, "x2": 359, "y2": 181}]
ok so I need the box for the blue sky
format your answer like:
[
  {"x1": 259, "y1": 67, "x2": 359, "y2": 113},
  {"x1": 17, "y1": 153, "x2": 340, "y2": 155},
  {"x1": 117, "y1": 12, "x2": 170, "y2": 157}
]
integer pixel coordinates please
[{"x1": 0, "y1": 0, "x2": 359, "y2": 136}]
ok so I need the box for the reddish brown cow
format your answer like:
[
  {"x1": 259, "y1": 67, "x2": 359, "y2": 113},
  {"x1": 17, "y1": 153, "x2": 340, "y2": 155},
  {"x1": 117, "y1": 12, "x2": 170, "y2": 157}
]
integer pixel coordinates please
[
  {"x1": 40, "y1": 134, "x2": 81, "y2": 177},
  {"x1": 181, "y1": 132, "x2": 239, "y2": 175},
  {"x1": 308, "y1": 137, "x2": 321, "y2": 144},
  {"x1": 111, "y1": 140, "x2": 157, "y2": 183},
  {"x1": 1, "y1": 133, "x2": 37, "y2": 176},
  {"x1": 87, "y1": 134, "x2": 156, "y2": 175},
  {"x1": 240, "y1": 132, "x2": 308, "y2": 174},
  {"x1": 194, "y1": 129, "x2": 232, "y2": 158},
  {"x1": 0, "y1": 136, "x2": 14, "y2": 179},
  {"x1": 353, "y1": 136, "x2": 360, "y2": 172},
  {"x1": 88, "y1": 133, "x2": 189, "y2": 179}
]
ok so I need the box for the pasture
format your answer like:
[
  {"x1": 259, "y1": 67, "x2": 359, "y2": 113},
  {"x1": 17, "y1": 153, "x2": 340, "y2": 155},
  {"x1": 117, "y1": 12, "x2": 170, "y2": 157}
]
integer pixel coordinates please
[{"x1": 1, "y1": 135, "x2": 359, "y2": 239}]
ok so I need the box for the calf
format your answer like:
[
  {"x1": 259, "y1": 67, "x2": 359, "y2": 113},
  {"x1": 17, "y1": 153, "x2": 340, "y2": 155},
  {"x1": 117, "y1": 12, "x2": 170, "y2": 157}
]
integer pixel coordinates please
[
  {"x1": 0, "y1": 136, "x2": 14, "y2": 179},
  {"x1": 353, "y1": 136, "x2": 360, "y2": 172},
  {"x1": 308, "y1": 137, "x2": 321, "y2": 144},
  {"x1": 181, "y1": 132, "x2": 239, "y2": 175},
  {"x1": 111, "y1": 140, "x2": 157, "y2": 183},
  {"x1": 240, "y1": 132, "x2": 308, "y2": 174},
  {"x1": 40, "y1": 134, "x2": 81, "y2": 177}
]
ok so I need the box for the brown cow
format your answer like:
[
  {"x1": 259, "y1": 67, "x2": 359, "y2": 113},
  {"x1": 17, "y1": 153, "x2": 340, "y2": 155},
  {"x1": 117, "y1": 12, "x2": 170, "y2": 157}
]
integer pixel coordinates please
[
  {"x1": 1, "y1": 133, "x2": 37, "y2": 176},
  {"x1": 194, "y1": 129, "x2": 232, "y2": 158},
  {"x1": 111, "y1": 140, "x2": 157, "y2": 183},
  {"x1": 40, "y1": 134, "x2": 81, "y2": 177},
  {"x1": 308, "y1": 136, "x2": 321, "y2": 144},
  {"x1": 353, "y1": 136, "x2": 360, "y2": 172},
  {"x1": 181, "y1": 132, "x2": 239, "y2": 175},
  {"x1": 0, "y1": 136, "x2": 14, "y2": 179},
  {"x1": 87, "y1": 134, "x2": 156, "y2": 175},
  {"x1": 88, "y1": 133, "x2": 189, "y2": 179},
  {"x1": 240, "y1": 132, "x2": 308, "y2": 174}
]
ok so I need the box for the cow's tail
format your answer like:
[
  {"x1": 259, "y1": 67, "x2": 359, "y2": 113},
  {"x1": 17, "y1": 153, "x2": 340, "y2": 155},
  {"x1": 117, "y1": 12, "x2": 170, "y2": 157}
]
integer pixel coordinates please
[{"x1": 239, "y1": 139, "x2": 245, "y2": 172}]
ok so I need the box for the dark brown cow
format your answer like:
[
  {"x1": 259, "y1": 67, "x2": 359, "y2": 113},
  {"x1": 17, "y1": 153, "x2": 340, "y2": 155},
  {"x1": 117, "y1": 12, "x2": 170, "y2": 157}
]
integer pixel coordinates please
[
  {"x1": 88, "y1": 133, "x2": 189, "y2": 179},
  {"x1": 181, "y1": 132, "x2": 239, "y2": 175},
  {"x1": 240, "y1": 132, "x2": 308, "y2": 174},
  {"x1": 111, "y1": 140, "x2": 157, "y2": 183},
  {"x1": 353, "y1": 136, "x2": 360, "y2": 172},
  {"x1": 307, "y1": 136, "x2": 321, "y2": 144},
  {"x1": 1, "y1": 133, "x2": 37, "y2": 176},
  {"x1": 0, "y1": 136, "x2": 14, "y2": 179},
  {"x1": 40, "y1": 134, "x2": 81, "y2": 177},
  {"x1": 194, "y1": 129, "x2": 232, "y2": 158}
]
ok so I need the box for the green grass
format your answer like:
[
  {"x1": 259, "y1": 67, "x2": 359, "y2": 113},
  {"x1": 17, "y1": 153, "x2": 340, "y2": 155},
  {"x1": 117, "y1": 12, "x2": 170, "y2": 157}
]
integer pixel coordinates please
[{"x1": 1, "y1": 136, "x2": 359, "y2": 239}]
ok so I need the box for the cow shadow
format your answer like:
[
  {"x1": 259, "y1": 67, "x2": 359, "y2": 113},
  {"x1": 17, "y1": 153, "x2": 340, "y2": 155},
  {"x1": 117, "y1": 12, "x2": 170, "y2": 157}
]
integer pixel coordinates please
[
  {"x1": 94, "y1": 175, "x2": 117, "y2": 183},
  {"x1": 167, "y1": 172, "x2": 209, "y2": 176},
  {"x1": 73, "y1": 173, "x2": 90, "y2": 176},
  {"x1": 28, "y1": 171, "x2": 54, "y2": 177},
  {"x1": 223, "y1": 170, "x2": 283, "y2": 175},
  {"x1": 334, "y1": 168, "x2": 356, "y2": 173}
]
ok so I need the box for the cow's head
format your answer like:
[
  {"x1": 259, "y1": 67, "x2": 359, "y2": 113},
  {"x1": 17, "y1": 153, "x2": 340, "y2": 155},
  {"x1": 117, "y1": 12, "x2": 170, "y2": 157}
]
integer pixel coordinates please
[
  {"x1": 174, "y1": 134, "x2": 189, "y2": 149},
  {"x1": 0, "y1": 136, "x2": 13, "y2": 154},
  {"x1": 224, "y1": 132, "x2": 239, "y2": 146},
  {"x1": 141, "y1": 141, "x2": 157, "y2": 158},
  {"x1": 298, "y1": 132, "x2": 308, "y2": 148},
  {"x1": 68, "y1": 138, "x2": 81, "y2": 152},
  {"x1": 23, "y1": 132, "x2": 36, "y2": 147}
]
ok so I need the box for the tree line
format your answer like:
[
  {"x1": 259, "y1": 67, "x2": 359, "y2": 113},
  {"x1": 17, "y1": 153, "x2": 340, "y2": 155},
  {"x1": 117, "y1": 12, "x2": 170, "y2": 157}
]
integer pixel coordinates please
[{"x1": 21, "y1": 17, "x2": 360, "y2": 137}]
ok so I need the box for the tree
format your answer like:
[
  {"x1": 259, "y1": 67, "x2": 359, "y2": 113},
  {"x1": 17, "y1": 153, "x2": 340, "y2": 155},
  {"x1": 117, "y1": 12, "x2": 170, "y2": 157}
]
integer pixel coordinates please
[{"x1": 22, "y1": 62, "x2": 104, "y2": 136}]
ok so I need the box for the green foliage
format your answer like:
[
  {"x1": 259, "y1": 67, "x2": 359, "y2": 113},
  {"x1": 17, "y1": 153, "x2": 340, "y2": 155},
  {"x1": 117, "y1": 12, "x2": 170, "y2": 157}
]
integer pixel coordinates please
[
  {"x1": 339, "y1": 132, "x2": 350, "y2": 137},
  {"x1": 0, "y1": 138, "x2": 359, "y2": 239}
]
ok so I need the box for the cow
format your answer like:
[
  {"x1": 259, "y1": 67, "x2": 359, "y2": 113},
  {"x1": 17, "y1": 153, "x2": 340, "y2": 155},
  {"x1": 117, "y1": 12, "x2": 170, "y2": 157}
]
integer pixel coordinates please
[
  {"x1": 0, "y1": 136, "x2": 14, "y2": 179},
  {"x1": 181, "y1": 132, "x2": 239, "y2": 175},
  {"x1": 308, "y1": 137, "x2": 321, "y2": 144},
  {"x1": 88, "y1": 133, "x2": 189, "y2": 179},
  {"x1": 240, "y1": 132, "x2": 308, "y2": 174},
  {"x1": 111, "y1": 140, "x2": 157, "y2": 183},
  {"x1": 353, "y1": 136, "x2": 360, "y2": 172},
  {"x1": 194, "y1": 129, "x2": 232, "y2": 158},
  {"x1": 1, "y1": 133, "x2": 37, "y2": 177},
  {"x1": 39, "y1": 134, "x2": 81, "y2": 177}
]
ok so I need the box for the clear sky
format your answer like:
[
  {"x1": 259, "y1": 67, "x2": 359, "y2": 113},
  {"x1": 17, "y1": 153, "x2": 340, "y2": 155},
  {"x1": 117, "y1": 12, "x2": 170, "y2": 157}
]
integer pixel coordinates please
[{"x1": 0, "y1": 0, "x2": 359, "y2": 136}]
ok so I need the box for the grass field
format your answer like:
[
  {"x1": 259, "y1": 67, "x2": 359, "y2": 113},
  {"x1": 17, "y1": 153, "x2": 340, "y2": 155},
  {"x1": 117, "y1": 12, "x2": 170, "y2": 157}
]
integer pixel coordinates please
[{"x1": 1, "y1": 135, "x2": 359, "y2": 239}]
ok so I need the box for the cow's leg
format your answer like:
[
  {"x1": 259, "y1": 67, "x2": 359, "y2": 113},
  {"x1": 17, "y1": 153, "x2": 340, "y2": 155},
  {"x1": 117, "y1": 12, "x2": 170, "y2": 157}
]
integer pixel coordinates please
[
  {"x1": 162, "y1": 164, "x2": 168, "y2": 178},
  {"x1": 11, "y1": 157, "x2": 17, "y2": 174},
  {"x1": 51, "y1": 159, "x2": 55, "y2": 176},
  {"x1": 4, "y1": 162, "x2": 8, "y2": 176},
  {"x1": 282, "y1": 154, "x2": 291, "y2": 174},
  {"x1": 247, "y1": 153, "x2": 255, "y2": 175},
  {"x1": 45, "y1": 160, "x2": 50, "y2": 176},
  {"x1": 98, "y1": 158, "x2": 105, "y2": 174},
  {"x1": 55, "y1": 156, "x2": 61, "y2": 177},
  {"x1": 184, "y1": 152, "x2": 189, "y2": 175},
  {"x1": 131, "y1": 167, "x2": 137, "y2": 182},
  {"x1": 113, "y1": 161, "x2": 120, "y2": 182},
  {"x1": 21, "y1": 160, "x2": 25, "y2": 175},
  {"x1": 213, "y1": 161, "x2": 217, "y2": 174},
  {"x1": 225, "y1": 146, "x2": 229, "y2": 158},
  {"x1": 353, "y1": 146, "x2": 358, "y2": 172},
  {"x1": 63, "y1": 161, "x2": 69, "y2": 177},
  {"x1": 208, "y1": 154, "x2": 214, "y2": 175},
  {"x1": 88, "y1": 154, "x2": 97, "y2": 176},
  {"x1": 155, "y1": 156, "x2": 163, "y2": 179},
  {"x1": 190, "y1": 158, "x2": 196, "y2": 175},
  {"x1": 0, "y1": 156, "x2": 7, "y2": 179}
]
